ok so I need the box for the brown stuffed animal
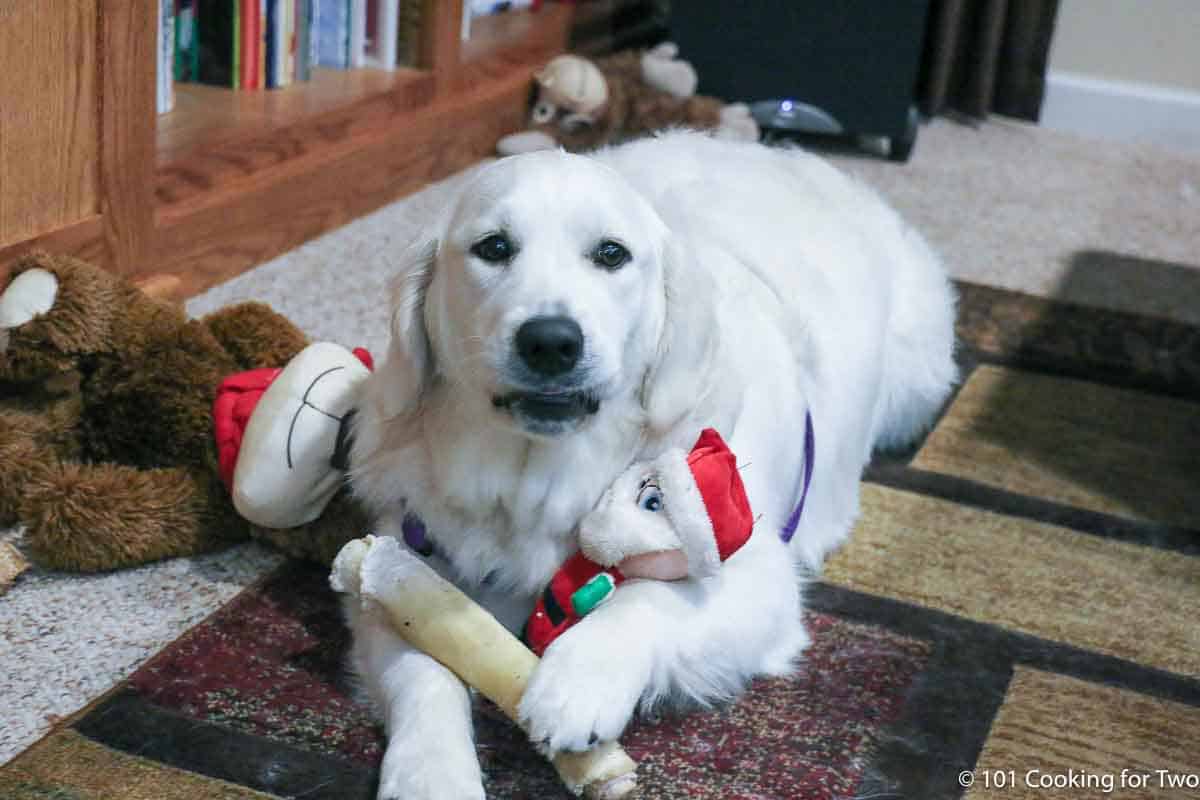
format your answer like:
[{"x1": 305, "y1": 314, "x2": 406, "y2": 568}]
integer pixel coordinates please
[
  {"x1": 0, "y1": 252, "x2": 366, "y2": 572},
  {"x1": 496, "y1": 44, "x2": 759, "y2": 155}
]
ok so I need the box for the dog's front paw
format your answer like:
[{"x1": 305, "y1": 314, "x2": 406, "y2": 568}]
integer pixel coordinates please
[
  {"x1": 518, "y1": 623, "x2": 651, "y2": 754},
  {"x1": 376, "y1": 735, "x2": 485, "y2": 800}
]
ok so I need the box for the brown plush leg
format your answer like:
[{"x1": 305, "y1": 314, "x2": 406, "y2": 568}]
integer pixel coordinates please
[
  {"x1": 19, "y1": 461, "x2": 249, "y2": 572},
  {"x1": 0, "y1": 437, "x2": 35, "y2": 527},
  {"x1": 0, "y1": 396, "x2": 82, "y2": 526},
  {"x1": 202, "y1": 302, "x2": 309, "y2": 371}
]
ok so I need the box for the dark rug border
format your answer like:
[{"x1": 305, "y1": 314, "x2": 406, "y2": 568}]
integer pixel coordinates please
[
  {"x1": 953, "y1": 281, "x2": 1200, "y2": 401},
  {"x1": 74, "y1": 689, "x2": 376, "y2": 800},
  {"x1": 864, "y1": 462, "x2": 1200, "y2": 555}
]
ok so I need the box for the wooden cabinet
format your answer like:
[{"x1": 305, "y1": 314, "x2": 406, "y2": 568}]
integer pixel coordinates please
[{"x1": 0, "y1": 1, "x2": 571, "y2": 299}]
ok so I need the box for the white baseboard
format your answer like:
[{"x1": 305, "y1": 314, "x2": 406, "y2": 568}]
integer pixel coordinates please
[{"x1": 1040, "y1": 70, "x2": 1200, "y2": 151}]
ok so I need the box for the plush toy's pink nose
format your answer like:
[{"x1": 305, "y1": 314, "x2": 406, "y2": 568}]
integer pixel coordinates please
[{"x1": 617, "y1": 549, "x2": 689, "y2": 581}]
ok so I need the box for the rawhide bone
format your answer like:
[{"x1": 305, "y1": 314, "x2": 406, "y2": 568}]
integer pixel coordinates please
[{"x1": 330, "y1": 536, "x2": 639, "y2": 799}]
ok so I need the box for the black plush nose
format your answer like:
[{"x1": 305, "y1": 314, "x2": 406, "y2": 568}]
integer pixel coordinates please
[{"x1": 516, "y1": 316, "x2": 584, "y2": 376}]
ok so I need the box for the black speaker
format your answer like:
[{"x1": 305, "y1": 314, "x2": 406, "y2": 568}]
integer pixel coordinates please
[{"x1": 668, "y1": 1, "x2": 929, "y2": 160}]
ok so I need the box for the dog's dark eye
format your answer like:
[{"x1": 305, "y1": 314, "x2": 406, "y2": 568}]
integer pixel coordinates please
[
  {"x1": 592, "y1": 240, "x2": 631, "y2": 271},
  {"x1": 471, "y1": 234, "x2": 514, "y2": 263},
  {"x1": 637, "y1": 483, "x2": 663, "y2": 513}
]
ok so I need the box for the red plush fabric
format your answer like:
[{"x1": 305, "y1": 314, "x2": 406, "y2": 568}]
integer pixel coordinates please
[
  {"x1": 523, "y1": 552, "x2": 626, "y2": 656},
  {"x1": 352, "y1": 348, "x2": 374, "y2": 371},
  {"x1": 212, "y1": 367, "x2": 282, "y2": 491},
  {"x1": 686, "y1": 429, "x2": 753, "y2": 561}
]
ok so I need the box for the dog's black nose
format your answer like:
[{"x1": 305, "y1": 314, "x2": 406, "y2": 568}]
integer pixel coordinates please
[{"x1": 516, "y1": 316, "x2": 583, "y2": 376}]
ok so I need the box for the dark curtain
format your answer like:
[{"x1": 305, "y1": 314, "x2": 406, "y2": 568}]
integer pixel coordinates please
[{"x1": 918, "y1": 0, "x2": 1060, "y2": 121}]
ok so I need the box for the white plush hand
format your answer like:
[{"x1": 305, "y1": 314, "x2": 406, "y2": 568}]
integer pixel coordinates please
[
  {"x1": 0, "y1": 268, "x2": 58, "y2": 330},
  {"x1": 233, "y1": 342, "x2": 369, "y2": 528},
  {"x1": 716, "y1": 103, "x2": 761, "y2": 142},
  {"x1": 518, "y1": 608, "x2": 652, "y2": 754},
  {"x1": 639, "y1": 42, "x2": 698, "y2": 98},
  {"x1": 496, "y1": 129, "x2": 558, "y2": 156}
]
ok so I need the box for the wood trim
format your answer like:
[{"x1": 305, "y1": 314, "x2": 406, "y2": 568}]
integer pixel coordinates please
[
  {"x1": 0, "y1": 216, "x2": 107, "y2": 285},
  {"x1": 154, "y1": 72, "x2": 438, "y2": 221},
  {"x1": 148, "y1": 69, "x2": 537, "y2": 300},
  {"x1": 143, "y1": 6, "x2": 571, "y2": 301},
  {"x1": 98, "y1": 0, "x2": 157, "y2": 277},
  {"x1": 154, "y1": 6, "x2": 570, "y2": 224}
]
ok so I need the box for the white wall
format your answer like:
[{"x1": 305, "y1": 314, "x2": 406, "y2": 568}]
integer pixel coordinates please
[{"x1": 1041, "y1": 0, "x2": 1200, "y2": 150}]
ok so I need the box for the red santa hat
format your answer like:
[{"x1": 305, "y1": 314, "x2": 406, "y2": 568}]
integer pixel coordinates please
[{"x1": 656, "y1": 428, "x2": 753, "y2": 578}]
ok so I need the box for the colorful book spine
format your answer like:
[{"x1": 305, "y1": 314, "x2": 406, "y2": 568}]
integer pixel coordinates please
[
  {"x1": 196, "y1": 0, "x2": 235, "y2": 87},
  {"x1": 264, "y1": 0, "x2": 276, "y2": 86},
  {"x1": 157, "y1": 0, "x2": 176, "y2": 113},
  {"x1": 259, "y1": 0, "x2": 267, "y2": 87},
  {"x1": 315, "y1": 0, "x2": 350, "y2": 68},
  {"x1": 349, "y1": 0, "x2": 367, "y2": 69},
  {"x1": 369, "y1": 0, "x2": 398, "y2": 70},
  {"x1": 239, "y1": 0, "x2": 259, "y2": 88},
  {"x1": 283, "y1": 0, "x2": 295, "y2": 87},
  {"x1": 231, "y1": 0, "x2": 240, "y2": 88},
  {"x1": 176, "y1": 0, "x2": 330, "y2": 88},
  {"x1": 295, "y1": 0, "x2": 313, "y2": 81},
  {"x1": 398, "y1": 0, "x2": 424, "y2": 67},
  {"x1": 174, "y1": 0, "x2": 198, "y2": 81}
]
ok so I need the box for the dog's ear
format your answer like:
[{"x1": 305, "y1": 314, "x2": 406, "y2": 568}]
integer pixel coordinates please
[
  {"x1": 641, "y1": 237, "x2": 719, "y2": 434},
  {"x1": 374, "y1": 240, "x2": 438, "y2": 418}
]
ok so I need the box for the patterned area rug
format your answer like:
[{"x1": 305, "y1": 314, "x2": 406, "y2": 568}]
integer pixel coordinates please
[{"x1": 2, "y1": 281, "x2": 1198, "y2": 800}]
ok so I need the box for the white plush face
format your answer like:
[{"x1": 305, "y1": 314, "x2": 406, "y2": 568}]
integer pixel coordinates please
[
  {"x1": 578, "y1": 460, "x2": 682, "y2": 567},
  {"x1": 426, "y1": 151, "x2": 669, "y2": 438}
]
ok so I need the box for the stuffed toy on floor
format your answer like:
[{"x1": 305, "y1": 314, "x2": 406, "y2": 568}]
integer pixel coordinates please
[
  {"x1": 522, "y1": 428, "x2": 755, "y2": 655},
  {"x1": 496, "y1": 43, "x2": 759, "y2": 156},
  {"x1": 0, "y1": 253, "x2": 367, "y2": 572}
]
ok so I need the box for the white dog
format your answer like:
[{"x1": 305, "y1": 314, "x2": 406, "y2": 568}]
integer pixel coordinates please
[{"x1": 347, "y1": 131, "x2": 957, "y2": 799}]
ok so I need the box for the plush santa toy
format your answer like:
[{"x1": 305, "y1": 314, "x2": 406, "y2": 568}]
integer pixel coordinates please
[{"x1": 522, "y1": 428, "x2": 753, "y2": 656}]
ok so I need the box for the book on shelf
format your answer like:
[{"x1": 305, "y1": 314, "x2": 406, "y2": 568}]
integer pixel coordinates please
[
  {"x1": 194, "y1": 0, "x2": 234, "y2": 87},
  {"x1": 239, "y1": 0, "x2": 258, "y2": 88},
  {"x1": 171, "y1": 0, "x2": 317, "y2": 91},
  {"x1": 166, "y1": 0, "x2": 546, "y2": 95},
  {"x1": 349, "y1": 0, "x2": 367, "y2": 68},
  {"x1": 365, "y1": 0, "x2": 399, "y2": 70},
  {"x1": 314, "y1": 0, "x2": 350, "y2": 69},
  {"x1": 157, "y1": 0, "x2": 176, "y2": 113},
  {"x1": 174, "y1": 0, "x2": 199, "y2": 81},
  {"x1": 297, "y1": 0, "x2": 313, "y2": 80},
  {"x1": 396, "y1": 0, "x2": 423, "y2": 67}
]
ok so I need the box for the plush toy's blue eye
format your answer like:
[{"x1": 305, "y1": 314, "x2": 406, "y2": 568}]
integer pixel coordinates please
[
  {"x1": 471, "y1": 233, "x2": 514, "y2": 263},
  {"x1": 637, "y1": 483, "x2": 663, "y2": 513}
]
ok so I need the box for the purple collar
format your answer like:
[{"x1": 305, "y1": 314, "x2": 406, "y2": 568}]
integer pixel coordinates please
[
  {"x1": 779, "y1": 411, "x2": 815, "y2": 543},
  {"x1": 401, "y1": 513, "x2": 435, "y2": 557}
]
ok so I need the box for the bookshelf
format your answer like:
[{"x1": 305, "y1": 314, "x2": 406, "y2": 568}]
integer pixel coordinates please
[{"x1": 0, "y1": 1, "x2": 572, "y2": 300}]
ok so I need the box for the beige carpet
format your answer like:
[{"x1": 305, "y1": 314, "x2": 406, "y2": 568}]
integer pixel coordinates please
[
  {"x1": 3, "y1": 116, "x2": 1199, "y2": 765},
  {"x1": 837, "y1": 116, "x2": 1200, "y2": 325}
]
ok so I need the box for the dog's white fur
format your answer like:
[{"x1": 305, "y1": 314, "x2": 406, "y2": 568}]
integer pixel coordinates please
[{"x1": 346, "y1": 132, "x2": 957, "y2": 799}]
